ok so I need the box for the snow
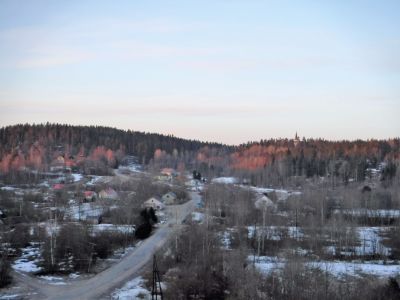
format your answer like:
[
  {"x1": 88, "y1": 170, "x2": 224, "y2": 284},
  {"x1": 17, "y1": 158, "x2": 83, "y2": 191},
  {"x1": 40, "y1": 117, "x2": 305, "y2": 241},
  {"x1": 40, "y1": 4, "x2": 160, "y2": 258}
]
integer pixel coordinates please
[
  {"x1": 220, "y1": 230, "x2": 233, "y2": 250},
  {"x1": 67, "y1": 203, "x2": 103, "y2": 220},
  {"x1": 86, "y1": 176, "x2": 103, "y2": 185},
  {"x1": 355, "y1": 227, "x2": 391, "y2": 256},
  {"x1": 323, "y1": 227, "x2": 391, "y2": 257},
  {"x1": 69, "y1": 273, "x2": 80, "y2": 279},
  {"x1": 39, "y1": 275, "x2": 67, "y2": 285},
  {"x1": 90, "y1": 224, "x2": 135, "y2": 235},
  {"x1": 192, "y1": 212, "x2": 205, "y2": 222},
  {"x1": 71, "y1": 173, "x2": 83, "y2": 182},
  {"x1": 249, "y1": 186, "x2": 301, "y2": 201},
  {"x1": 12, "y1": 245, "x2": 42, "y2": 273},
  {"x1": 248, "y1": 226, "x2": 304, "y2": 240},
  {"x1": 119, "y1": 156, "x2": 143, "y2": 173},
  {"x1": 309, "y1": 261, "x2": 400, "y2": 278},
  {"x1": 111, "y1": 276, "x2": 151, "y2": 300},
  {"x1": 186, "y1": 179, "x2": 204, "y2": 191},
  {"x1": 249, "y1": 256, "x2": 284, "y2": 273},
  {"x1": 335, "y1": 209, "x2": 400, "y2": 218},
  {"x1": 0, "y1": 186, "x2": 17, "y2": 191},
  {"x1": 250, "y1": 256, "x2": 400, "y2": 278},
  {"x1": 0, "y1": 295, "x2": 22, "y2": 300},
  {"x1": 212, "y1": 177, "x2": 238, "y2": 184}
]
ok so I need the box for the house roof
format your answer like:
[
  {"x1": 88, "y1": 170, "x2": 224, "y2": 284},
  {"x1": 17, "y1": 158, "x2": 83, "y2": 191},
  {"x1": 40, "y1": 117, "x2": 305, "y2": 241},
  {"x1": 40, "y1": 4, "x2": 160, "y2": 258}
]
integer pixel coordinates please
[
  {"x1": 144, "y1": 197, "x2": 165, "y2": 207},
  {"x1": 163, "y1": 191, "x2": 177, "y2": 198},
  {"x1": 53, "y1": 183, "x2": 65, "y2": 190}
]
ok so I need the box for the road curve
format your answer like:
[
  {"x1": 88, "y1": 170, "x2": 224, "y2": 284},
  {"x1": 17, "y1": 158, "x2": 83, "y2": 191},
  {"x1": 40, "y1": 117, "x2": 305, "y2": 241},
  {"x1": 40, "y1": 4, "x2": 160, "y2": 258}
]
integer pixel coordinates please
[{"x1": 20, "y1": 192, "x2": 198, "y2": 300}]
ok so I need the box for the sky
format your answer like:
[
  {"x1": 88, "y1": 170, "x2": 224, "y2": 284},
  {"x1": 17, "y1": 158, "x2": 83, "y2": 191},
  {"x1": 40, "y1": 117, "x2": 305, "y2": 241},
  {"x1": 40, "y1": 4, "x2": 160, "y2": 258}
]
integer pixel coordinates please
[{"x1": 0, "y1": 0, "x2": 399, "y2": 145}]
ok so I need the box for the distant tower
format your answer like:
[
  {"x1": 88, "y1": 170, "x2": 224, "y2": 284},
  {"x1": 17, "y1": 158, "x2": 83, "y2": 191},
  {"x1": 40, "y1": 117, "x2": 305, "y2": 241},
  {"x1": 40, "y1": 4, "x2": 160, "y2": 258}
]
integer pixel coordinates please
[{"x1": 294, "y1": 132, "x2": 300, "y2": 147}]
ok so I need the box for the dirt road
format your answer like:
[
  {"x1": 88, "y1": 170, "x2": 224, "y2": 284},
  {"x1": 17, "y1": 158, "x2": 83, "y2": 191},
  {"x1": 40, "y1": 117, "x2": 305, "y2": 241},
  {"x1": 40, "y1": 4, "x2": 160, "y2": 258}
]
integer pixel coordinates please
[{"x1": 13, "y1": 192, "x2": 199, "y2": 300}]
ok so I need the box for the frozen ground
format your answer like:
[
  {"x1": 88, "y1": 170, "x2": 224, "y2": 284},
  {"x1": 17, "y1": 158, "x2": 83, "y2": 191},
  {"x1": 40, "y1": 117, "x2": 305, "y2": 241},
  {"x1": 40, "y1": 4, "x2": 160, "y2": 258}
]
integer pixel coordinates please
[
  {"x1": 38, "y1": 275, "x2": 67, "y2": 285},
  {"x1": 250, "y1": 255, "x2": 400, "y2": 278},
  {"x1": 335, "y1": 209, "x2": 400, "y2": 218},
  {"x1": 86, "y1": 175, "x2": 104, "y2": 185},
  {"x1": 248, "y1": 226, "x2": 304, "y2": 240},
  {"x1": 111, "y1": 276, "x2": 151, "y2": 300},
  {"x1": 192, "y1": 212, "x2": 205, "y2": 223},
  {"x1": 90, "y1": 224, "x2": 135, "y2": 235},
  {"x1": 12, "y1": 244, "x2": 42, "y2": 273},
  {"x1": 70, "y1": 173, "x2": 83, "y2": 182},
  {"x1": 66, "y1": 203, "x2": 103, "y2": 221}
]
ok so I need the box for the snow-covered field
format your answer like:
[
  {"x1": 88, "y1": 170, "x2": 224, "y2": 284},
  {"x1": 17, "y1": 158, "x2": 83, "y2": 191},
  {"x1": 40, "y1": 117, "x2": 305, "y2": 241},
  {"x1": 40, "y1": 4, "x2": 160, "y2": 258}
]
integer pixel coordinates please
[
  {"x1": 250, "y1": 256, "x2": 400, "y2": 278},
  {"x1": 66, "y1": 203, "x2": 103, "y2": 221},
  {"x1": 248, "y1": 226, "x2": 304, "y2": 240},
  {"x1": 334, "y1": 209, "x2": 400, "y2": 218},
  {"x1": 111, "y1": 276, "x2": 151, "y2": 300}
]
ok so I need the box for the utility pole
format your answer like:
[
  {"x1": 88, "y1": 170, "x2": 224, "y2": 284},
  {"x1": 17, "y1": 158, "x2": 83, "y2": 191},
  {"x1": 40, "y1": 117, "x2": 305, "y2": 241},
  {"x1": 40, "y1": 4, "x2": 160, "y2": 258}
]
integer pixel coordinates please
[
  {"x1": 152, "y1": 255, "x2": 163, "y2": 300},
  {"x1": 87, "y1": 242, "x2": 96, "y2": 273}
]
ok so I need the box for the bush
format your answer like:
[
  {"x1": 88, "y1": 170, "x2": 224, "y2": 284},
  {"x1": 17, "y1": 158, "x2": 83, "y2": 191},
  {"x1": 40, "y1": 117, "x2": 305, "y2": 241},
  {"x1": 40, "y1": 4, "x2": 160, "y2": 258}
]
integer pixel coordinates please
[
  {"x1": 135, "y1": 223, "x2": 152, "y2": 239},
  {"x1": 0, "y1": 255, "x2": 12, "y2": 288}
]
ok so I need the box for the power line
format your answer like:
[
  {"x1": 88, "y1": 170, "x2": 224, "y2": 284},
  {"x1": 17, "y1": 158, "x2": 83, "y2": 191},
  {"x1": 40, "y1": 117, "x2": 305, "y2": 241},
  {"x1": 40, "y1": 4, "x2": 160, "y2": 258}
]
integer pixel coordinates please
[{"x1": 151, "y1": 254, "x2": 163, "y2": 300}]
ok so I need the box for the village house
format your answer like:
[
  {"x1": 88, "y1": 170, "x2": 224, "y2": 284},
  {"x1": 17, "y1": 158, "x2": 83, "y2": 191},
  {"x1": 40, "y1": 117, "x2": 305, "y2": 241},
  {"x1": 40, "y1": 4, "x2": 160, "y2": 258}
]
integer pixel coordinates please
[
  {"x1": 144, "y1": 197, "x2": 165, "y2": 211},
  {"x1": 157, "y1": 168, "x2": 177, "y2": 181},
  {"x1": 98, "y1": 187, "x2": 118, "y2": 200},
  {"x1": 162, "y1": 191, "x2": 177, "y2": 205}
]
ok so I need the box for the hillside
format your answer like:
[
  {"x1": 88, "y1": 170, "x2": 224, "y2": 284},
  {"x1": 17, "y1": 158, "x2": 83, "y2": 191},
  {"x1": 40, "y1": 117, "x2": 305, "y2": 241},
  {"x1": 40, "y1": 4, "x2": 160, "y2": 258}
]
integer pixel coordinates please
[{"x1": 0, "y1": 124, "x2": 398, "y2": 186}]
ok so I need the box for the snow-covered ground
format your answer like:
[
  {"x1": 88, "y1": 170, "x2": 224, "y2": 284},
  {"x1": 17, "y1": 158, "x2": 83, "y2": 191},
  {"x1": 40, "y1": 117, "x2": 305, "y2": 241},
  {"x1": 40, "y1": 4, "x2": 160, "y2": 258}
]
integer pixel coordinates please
[
  {"x1": 220, "y1": 230, "x2": 234, "y2": 250},
  {"x1": 248, "y1": 226, "x2": 304, "y2": 240},
  {"x1": 66, "y1": 203, "x2": 103, "y2": 221},
  {"x1": 70, "y1": 173, "x2": 83, "y2": 182},
  {"x1": 119, "y1": 156, "x2": 143, "y2": 173},
  {"x1": 212, "y1": 177, "x2": 238, "y2": 184},
  {"x1": 38, "y1": 275, "x2": 67, "y2": 285},
  {"x1": 111, "y1": 276, "x2": 151, "y2": 300},
  {"x1": 186, "y1": 179, "x2": 204, "y2": 191},
  {"x1": 0, "y1": 186, "x2": 18, "y2": 191},
  {"x1": 334, "y1": 209, "x2": 400, "y2": 218},
  {"x1": 12, "y1": 244, "x2": 42, "y2": 273},
  {"x1": 324, "y1": 227, "x2": 391, "y2": 257},
  {"x1": 355, "y1": 227, "x2": 390, "y2": 256},
  {"x1": 86, "y1": 175, "x2": 104, "y2": 185},
  {"x1": 209, "y1": 176, "x2": 301, "y2": 201},
  {"x1": 250, "y1": 256, "x2": 400, "y2": 278},
  {"x1": 90, "y1": 224, "x2": 135, "y2": 235},
  {"x1": 192, "y1": 212, "x2": 205, "y2": 223}
]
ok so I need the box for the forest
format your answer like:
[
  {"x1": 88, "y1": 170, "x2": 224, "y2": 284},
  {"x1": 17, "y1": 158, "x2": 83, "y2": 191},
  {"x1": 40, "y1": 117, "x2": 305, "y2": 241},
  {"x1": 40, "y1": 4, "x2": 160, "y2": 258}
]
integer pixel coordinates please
[{"x1": 0, "y1": 124, "x2": 398, "y2": 187}]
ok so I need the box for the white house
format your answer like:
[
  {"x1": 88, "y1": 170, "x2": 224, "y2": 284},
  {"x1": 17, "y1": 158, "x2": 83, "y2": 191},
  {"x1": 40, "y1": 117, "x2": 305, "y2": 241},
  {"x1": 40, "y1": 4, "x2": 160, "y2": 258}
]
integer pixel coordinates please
[
  {"x1": 144, "y1": 197, "x2": 165, "y2": 211},
  {"x1": 162, "y1": 192, "x2": 177, "y2": 205}
]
